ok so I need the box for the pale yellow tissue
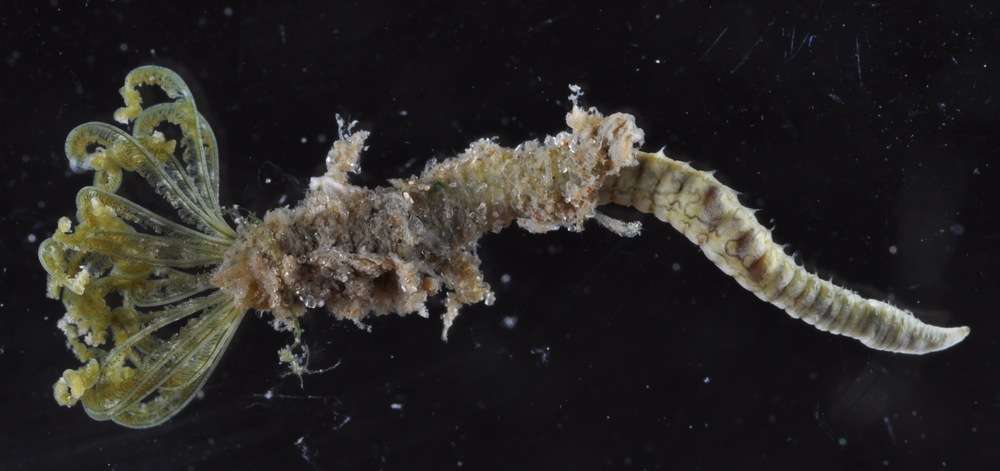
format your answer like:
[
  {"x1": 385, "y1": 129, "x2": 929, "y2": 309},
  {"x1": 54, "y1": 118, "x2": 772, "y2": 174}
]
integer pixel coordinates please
[{"x1": 54, "y1": 359, "x2": 100, "y2": 407}]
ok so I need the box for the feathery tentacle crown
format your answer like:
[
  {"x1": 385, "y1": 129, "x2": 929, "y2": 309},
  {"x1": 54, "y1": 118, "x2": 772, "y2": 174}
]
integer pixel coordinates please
[{"x1": 38, "y1": 66, "x2": 243, "y2": 428}]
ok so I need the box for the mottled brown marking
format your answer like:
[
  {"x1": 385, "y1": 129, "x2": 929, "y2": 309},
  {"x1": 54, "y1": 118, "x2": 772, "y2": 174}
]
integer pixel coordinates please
[
  {"x1": 829, "y1": 298, "x2": 856, "y2": 333},
  {"x1": 808, "y1": 283, "x2": 829, "y2": 318},
  {"x1": 673, "y1": 172, "x2": 691, "y2": 195},
  {"x1": 747, "y1": 250, "x2": 771, "y2": 282},
  {"x1": 770, "y1": 261, "x2": 796, "y2": 304},
  {"x1": 789, "y1": 275, "x2": 815, "y2": 312},
  {"x1": 730, "y1": 229, "x2": 754, "y2": 260},
  {"x1": 700, "y1": 185, "x2": 724, "y2": 231}
]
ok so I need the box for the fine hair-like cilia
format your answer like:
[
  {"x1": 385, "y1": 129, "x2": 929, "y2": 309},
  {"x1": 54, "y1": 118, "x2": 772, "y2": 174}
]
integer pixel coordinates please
[{"x1": 38, "y1": 66, "x2": 969, "y2": 428}]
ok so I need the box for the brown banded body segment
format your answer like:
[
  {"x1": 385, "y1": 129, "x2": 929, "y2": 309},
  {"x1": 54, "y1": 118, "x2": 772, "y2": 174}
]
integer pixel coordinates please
[{"x1": 604, "y1": 150, "x2": 968, "y2": 354}]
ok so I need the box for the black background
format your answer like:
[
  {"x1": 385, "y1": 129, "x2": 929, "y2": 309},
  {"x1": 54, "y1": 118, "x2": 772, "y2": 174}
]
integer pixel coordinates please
[{"x1": 2, "y1": 1, "x2": 998, "y2": 470}]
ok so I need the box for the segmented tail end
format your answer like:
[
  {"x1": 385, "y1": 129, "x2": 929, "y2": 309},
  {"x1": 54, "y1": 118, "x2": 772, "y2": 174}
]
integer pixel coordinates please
[{"x1": 603, "y1": 150, "x2": 969, "y2": 355}]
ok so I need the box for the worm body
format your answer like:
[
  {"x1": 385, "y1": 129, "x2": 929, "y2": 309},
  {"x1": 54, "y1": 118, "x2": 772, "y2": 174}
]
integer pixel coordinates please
[
  {"x1": 38, "y1": 66, "x2": 967, "y2": 428},
  {"x1": 601, "y1": 152, "x2": 969, "y2": 353}
]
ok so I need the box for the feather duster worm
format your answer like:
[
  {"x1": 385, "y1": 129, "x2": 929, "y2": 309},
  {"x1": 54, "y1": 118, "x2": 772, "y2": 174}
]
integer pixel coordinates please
[{"x1": 39, "y1": 66, "x2": 968, "y2": 428}]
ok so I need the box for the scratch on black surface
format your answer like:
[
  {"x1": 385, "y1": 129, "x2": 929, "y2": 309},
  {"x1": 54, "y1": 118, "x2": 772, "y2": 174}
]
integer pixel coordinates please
[
  {"x1": 730, "y1": 36, "x2": 763, "y2": 74},
  {"x1": 883, "y1": 415, "x2": 897, "y2": 444},
  {"x1": 784, "y1": 26, "x2": 815, "y2": 63},
  {"x1": 700, "y1": 26, "x2": 729, "y2": 61},
  {"x1": 525, "y1": 14, "x2": 565, "y2": 34},
  {"x1": 729, "y1": 17, "x2": 775, "y2": 74},
  {"x1": 246, "y1": 387, "x2": 343, "y2": 411},
  {"x1": 814, "y1": 403, "x2": 836, "y2": 441},
  {"x1": 294, "y1": 435, "x2": 319, "y2": 469},
  {"x1": 252, "y1": 391, "x2": 332, "y2": 401},
  {"x1": 333, "y1": 414, "x2": 352, "y2": 431},
  {"x1": 855, "y1": 34, "x2": 864, "y2": 88}
]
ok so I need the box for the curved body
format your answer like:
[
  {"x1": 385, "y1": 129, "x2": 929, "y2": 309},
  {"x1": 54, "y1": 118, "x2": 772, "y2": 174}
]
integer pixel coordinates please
[
  {"x1": 39, "y1": 66, "x2": 967, "y2": 429},
  {"x1": 601, "y1": 152, "x2": 968, "y2": 353}
]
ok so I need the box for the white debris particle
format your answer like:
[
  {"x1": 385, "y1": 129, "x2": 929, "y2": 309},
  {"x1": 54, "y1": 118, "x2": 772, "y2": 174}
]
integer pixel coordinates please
[
  {"x1": 27, "y1": 233, "x2": 37, "y2": 243},
  {"x1": 530, "y1": 346, "x2": 551, "y2": 364},
  {"x1": 223, "y1": 6, "x2": 233, "y2": 16},
  {"x1": 568, "y1": 84, "x2": 583, "y2": 107},
  {"x1": 949, "y1": 223, "x2": 965, "y2": 236},
  {"x1": 263, "y1": 389, "x2": 274, "y2": 400},
  {"x1": 500, "y1": 273, "x2": 511, "y2": 284},
  {"x1": 702, "y1": 376, "x2": 711, "y2": 384},
  {"x1": 837, "y1": 437, "x2": 848, "y2": 447},
  {"x1": 399, "y1": 110, "x2": 409, "y2": 117},
  {"x1": 300, "y1": 136, "x2": 308, "y2": 143},
  {"x1": 888, "y1": 245, "x2": 898, "y2": 255},
  {"x1": 335, "y1": 415, "x2": 352, "y2": 430},
  {"x1": 390, "y1": 402, "x2": 403, "y2": 410},
  {"x1": 316, "y1": 133, "x2": 328, "y2": 144},
  {"x1": 264, "y1": 177, "x2": 272, "y2": 184},
  {"x1": 501, "y1": 315, "x2": 518, "y2": 329},
  {"x1": 119, "y1": 43, "x2": 128, "y2": 52},
  {"x1": 294, "y1": 436, "x2": 314, "y2": 463},
  {"x1": 671, "y1": 262, "x2": 682, "y2": 272}
]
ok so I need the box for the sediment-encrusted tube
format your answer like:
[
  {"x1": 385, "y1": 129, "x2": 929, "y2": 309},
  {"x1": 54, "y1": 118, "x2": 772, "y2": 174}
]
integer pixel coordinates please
[{"x1": 212, "y1": 106, "x2": 645, "y2": 339}]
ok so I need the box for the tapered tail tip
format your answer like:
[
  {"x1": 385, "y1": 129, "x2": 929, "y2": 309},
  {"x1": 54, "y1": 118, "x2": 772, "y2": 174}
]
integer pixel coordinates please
[
  {"x1": 937, "y1": 325, "x2": 971, "y2": 352},
  {"x1": 916, "y1": 325, "x2": 971, "y2": 354},
  {"x1": 866, "y1": 322, "x2": 970, "y2": 354}
]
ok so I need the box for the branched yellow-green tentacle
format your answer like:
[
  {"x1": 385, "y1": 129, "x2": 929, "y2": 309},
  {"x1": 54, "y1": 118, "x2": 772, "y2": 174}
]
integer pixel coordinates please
[{"x1": 41, "y1": 65, "x2": 243, "y2": 428}]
